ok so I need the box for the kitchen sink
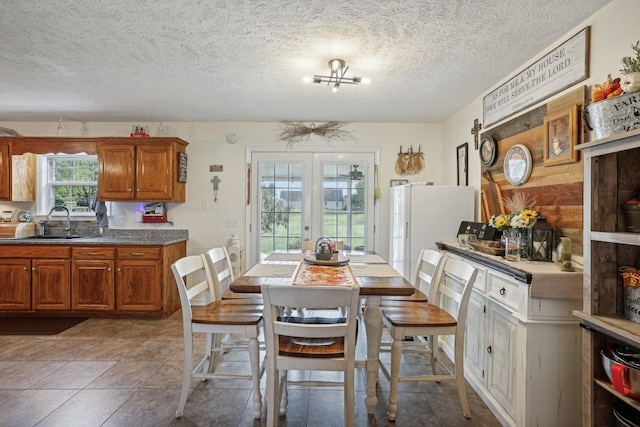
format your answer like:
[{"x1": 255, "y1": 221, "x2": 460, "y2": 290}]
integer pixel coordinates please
[{"x1": 17, "y1": 235, "x2": 88, "y2": 240}]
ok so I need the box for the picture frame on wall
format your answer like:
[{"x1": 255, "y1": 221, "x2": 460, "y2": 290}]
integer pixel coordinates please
[
  {"x1": 390, "y1": 179, "x2": 408, "y2": 187},
  {"x1": 457, "y1": 143, "x2": 468, "y2": 186},
  {"x1": 543, "y1": 104, "x2": 579, "y2": 166}
]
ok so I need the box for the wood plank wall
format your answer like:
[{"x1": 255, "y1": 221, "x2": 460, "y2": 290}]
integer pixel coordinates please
[{"x1": 480, "y1": 86, "x2": 586, "y2": 256}]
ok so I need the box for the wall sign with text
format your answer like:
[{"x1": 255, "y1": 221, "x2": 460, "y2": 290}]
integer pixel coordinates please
[{"x1": 483, "y1": 27, "x2": 590, "y2": 127}]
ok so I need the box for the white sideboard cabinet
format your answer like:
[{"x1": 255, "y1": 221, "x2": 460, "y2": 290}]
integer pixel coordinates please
[{"x1": 438, "y1": 242, "x2": 583, "y2": 426}]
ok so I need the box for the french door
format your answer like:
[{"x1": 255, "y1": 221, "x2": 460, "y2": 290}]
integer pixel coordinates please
[{"x1": 249, "y1": 150, "x2": 376, "y2": 264}]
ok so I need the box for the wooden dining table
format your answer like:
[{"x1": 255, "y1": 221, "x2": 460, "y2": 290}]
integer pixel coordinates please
[{"x1": 229, "y1": 252, "x2": 415, "y2": 414}]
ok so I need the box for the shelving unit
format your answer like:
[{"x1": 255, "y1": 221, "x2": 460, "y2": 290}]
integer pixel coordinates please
[{"x1": 574, "y1": 128, "x2": 640, "y2": 426}]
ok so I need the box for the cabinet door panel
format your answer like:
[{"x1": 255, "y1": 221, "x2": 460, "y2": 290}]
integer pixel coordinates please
[
  {"x1": 0, "y1": 142, "x2": 9, "y2": 200},
  {"x1": 0, "y1": 259, "x2": 30, "y2": 310},
  {"x1": 116, "y1": 260, "x2": 161, "y2": 312},
  {"x1": 135, "y1": 144, "x2": 173, "y2": 200},
  {"x1": 487, "y1": 302, "x2": 517, "y2": 418},
  {"x1": 32, "y1": 259, "x2": 70, "y2": 310},
  {"x1": 465, "y1": 291, "x2": 487, "y2": 381},
  {"x1": 98, "y1": 144, "x2": 135, "y2": 200},
  {"x1": 71, "y1": 259, "x2": 115, "y2": 311}
]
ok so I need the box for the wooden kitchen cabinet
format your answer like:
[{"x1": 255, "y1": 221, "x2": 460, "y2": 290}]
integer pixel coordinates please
[
  {"x1": 0, "y1": 245, "x2": 70, "y2": 311},
  {"x1": 71, "y1": 247, "x2": 115, "y2": 312},
  {"x1": 98, "y1": 138, "x2": 188, "y2": 202},
  {"x1": 0, "y1": 141, "x2": 10, "y2": 200},
  {"x1": 0, "y1": 259, "x2": 31, "y2": 310},
  {"x1": 32, "y1": 258, "x2": 71, "y2": 310},
  {"x1": 0, "y1": 241, "x2": 184, "y2": 318},
  {"x1": 115, "y1": 247, "x2": 161, "y2": 312},
  {"x1": 573, "y1": 129, "x2": 640, "y2": 426}
]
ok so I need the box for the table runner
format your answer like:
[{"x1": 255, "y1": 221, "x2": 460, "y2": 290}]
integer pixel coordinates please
[{"x1": 293, "y1": 262, "x2": 357, "y2": 286}]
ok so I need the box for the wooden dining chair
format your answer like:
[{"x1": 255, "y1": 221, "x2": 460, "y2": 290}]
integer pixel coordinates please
[
  {"x1": 381, "y1": 248, "x2": 444, "y2": 304},
  {"x1": 204, "y1": 247, "x2": 262, "y2": 303},
  {"x1": 171, "y1": 255, "x2": 264, "y2": 419},
  {"x1": 380, "y1": 257, "x2": 478, "y2": 421},
  {"x1": 261, "y1": 284, "x2": 360, "y2": 427}
]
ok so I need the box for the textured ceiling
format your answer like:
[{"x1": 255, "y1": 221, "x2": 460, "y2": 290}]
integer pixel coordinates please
[{"x1": 0, "y1": 0, "x2": 612, "y2": 124}]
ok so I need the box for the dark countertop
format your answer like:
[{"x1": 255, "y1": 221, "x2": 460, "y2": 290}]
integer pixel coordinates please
[
  {"x1": 0, "y1": 229, "x2": 188, "y2": 246},
  {"x1": 437, "y1": 241, "x2": 583, "y2": 299},
  {"x1": 437, "y1": 241, "x2": 532, "y2": 283}
]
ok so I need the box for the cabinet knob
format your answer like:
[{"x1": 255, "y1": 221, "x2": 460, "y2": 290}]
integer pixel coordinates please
[
  {"x1": 127, "y1": 189, "x2": 132, "y2": 192},
  {"x1": 499, "y1": 287, "x2": 506, "y2": 296},
  {"x1": 136, "y1": 188, "x2": 140, "y2": 192},
  {"x1": 23, "y1": 266, "x2": 28, "y2": 271},
  {"x1": 487, "y1": 346, "x2": 492, "y2": 354},
  {"x1": 107, "y1": 267, "x2": 112, "y2": 272},
  {"x1": 32, "y1": 267, "x2": 36, "y2": 271},
  {"x1": 117, "y1": 268, "x2": 121, "y2": 272}
]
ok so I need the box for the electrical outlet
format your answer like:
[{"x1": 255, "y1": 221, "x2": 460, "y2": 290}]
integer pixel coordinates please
[
  {"x1": 202, "y1": 200, "x2": 209, "y2": 210},
  {"x1": 226, "y1": 218, "x2": 238, "y2": 227}
]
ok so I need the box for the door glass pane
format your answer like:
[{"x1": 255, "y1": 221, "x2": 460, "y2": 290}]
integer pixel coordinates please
[
  {"x1": 322, "y1": 162, "x2": 367, "y2": 252},
  {"x1": 259, "y1": 162, "x2": 303, "y2": 257}
]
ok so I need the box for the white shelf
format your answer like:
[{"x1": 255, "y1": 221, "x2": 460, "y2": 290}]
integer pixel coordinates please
[{"x1": 591, "y1": 231, "x2": 640, "y2": 246}]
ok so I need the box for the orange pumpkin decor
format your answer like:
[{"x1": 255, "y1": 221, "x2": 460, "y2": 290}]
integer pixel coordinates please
[{"x1": 591, "y1": 74, "x2": 623, "y2": 103}]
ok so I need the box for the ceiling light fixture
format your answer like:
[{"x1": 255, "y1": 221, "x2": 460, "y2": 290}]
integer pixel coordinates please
[{"x1": 303, "y1": 59, "x2": 370, "y2": 92}]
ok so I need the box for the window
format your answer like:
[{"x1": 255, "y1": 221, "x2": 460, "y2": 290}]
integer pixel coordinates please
[{"x1": 37, "y1": 154, "x2": 99, "y2": 216}]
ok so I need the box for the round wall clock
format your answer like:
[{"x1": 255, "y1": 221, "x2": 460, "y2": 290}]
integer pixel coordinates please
[
  {"x1": 479, "y1": 136, "x2": 497, "y2": 166},
  {"x1": 503, "y1": 144, "x2": 532, "y2": 186}
]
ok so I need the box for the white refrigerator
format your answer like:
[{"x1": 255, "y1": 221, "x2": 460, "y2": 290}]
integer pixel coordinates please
[{"x1": 389, "y1": 184, "x2": 475, "y2": 281}]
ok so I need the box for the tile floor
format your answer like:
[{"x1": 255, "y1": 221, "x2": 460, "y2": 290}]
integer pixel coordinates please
[{"x1": 0, "y1": 313, "x2": 502, "y2": 427}]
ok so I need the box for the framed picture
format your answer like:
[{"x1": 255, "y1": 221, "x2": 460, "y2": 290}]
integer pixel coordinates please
[
  {"x1": 390, "y1": 179, "x2": 408, "y2": 187},
  {"x1": 457, "y1": 143, "x2": 468, "y2": 186},
  {"x1": 543, "y1": 104, "x2": 579, "y2": 166}
]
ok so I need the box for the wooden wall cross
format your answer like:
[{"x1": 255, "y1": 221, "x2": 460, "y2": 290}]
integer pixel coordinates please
[{"x1": 471, "y1": 118, "x2": 482, "y2": 149}]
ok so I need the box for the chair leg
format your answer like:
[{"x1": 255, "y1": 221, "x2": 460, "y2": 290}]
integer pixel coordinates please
[
  {"x1": 176, "y1": 333, "x2": 193, "y2": 418},
  {"x1": 345, "y1": 366, "x2": 355, "y2": 427},
  {"x1": 279, "y1": 370, "x2": 289, "y2": 416},
  {"x1": 248, "y1": 336, "x2": 262, "y2": 419},
  {"x1": 209, "y1": 333, "x2": 223, "y2": 374},
  {"x1": 455, "y1": 341, "x2": 471, "y2": 418},
  {"x1": 265, "y1": 357, "x2": 279, "y2": 427},
  {"x1": 387, "y1": 337, "x2": 402, "y2": 421},
  {"x1": 430, "y1": 335, "x2": 439, "y2": 375}
]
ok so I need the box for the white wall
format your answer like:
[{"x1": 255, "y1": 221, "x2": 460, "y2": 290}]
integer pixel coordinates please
[
  {"x1": 442, "y1": 0, "x2": 639, "y2": 192},
  {"x1": 2, "y1": 0, "x2": 631, "y2": 265},
  {"x1": 0, "y1": 121, "x2": 441, "y2": 263}
]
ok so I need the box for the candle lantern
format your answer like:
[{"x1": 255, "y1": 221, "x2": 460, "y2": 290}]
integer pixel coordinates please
[{"x1": 528, "y1": 216, "x2": 554, "y2": 262}]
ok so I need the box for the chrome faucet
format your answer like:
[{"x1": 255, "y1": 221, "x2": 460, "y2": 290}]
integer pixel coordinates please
[{"x1": 46, "y1": 205, "x2": 71, "y2": 232}]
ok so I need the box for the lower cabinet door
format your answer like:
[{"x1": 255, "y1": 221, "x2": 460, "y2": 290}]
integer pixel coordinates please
[
  {"x1": 32, "y1": 259, "x2": 70, "y2": 310},
  {"x1": 116, "y1": 260, "x2": 161, "y2": 312},
  {"x1": 0, "y1": 259, "x2": 31, "y2": 310},
  {"x1": 465, "y1": 291, "x2": 487, "y2": 382},
  {"x1": 486, "y1": 302, "x2": 518, "y2": 418},
  {"x1": 71, "y1": 259, "x2": 115, "y2": 311}
]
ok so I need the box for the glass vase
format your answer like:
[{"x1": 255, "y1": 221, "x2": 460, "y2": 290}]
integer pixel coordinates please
[{"x1": 503, "y1": 229, "x2": 522, "y2": 262}]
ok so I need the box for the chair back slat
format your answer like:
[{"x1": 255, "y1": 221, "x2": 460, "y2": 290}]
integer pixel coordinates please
[
  {"x1": 171, "y1": 255, "x2": 213, "y2": 322},
  {"x1": 262, "y1": 285, "x2": 359, "y2": 358},
  {"x1": 412, "y1": 249, "x2": 444, "y2": 301},
  {"x1": 433, "y1": 258, "x2": 477, "y2": 323},
  {"x1": 203, "y1": 247, "x2": 235, "y2": 301}
]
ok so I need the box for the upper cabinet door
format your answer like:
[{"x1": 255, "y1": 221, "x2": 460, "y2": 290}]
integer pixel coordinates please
[
  {"x1": 0, "y1": 142, "x2": 10, "y2": 200},
  {"x1": 98, "y1": 144, "x2": 136, "y2": 200},
  {"x1": 135, "y1": 143, "x2": 173, "y2": 201}
]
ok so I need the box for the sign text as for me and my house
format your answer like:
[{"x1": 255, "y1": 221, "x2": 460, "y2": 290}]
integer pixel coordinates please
[{"x1": 483, "y1": 27, "x2": 589, "y2": 127}]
